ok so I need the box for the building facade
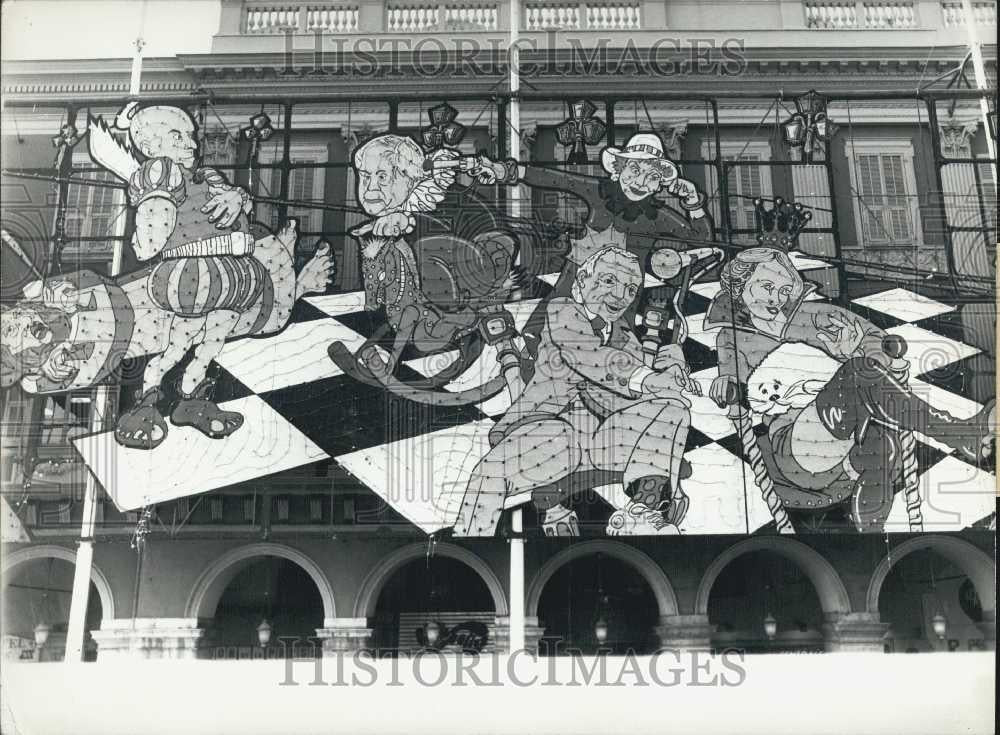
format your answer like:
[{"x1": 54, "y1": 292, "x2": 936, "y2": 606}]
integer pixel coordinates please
[{"x1": 1, "y1": 0, "x2": 997, "y2": 662}]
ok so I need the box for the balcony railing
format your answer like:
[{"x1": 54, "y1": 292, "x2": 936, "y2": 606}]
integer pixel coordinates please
[
  {"x1": 804, "y1": 0, "x2": 916, "y2": 28},
  {"x1": 941, "y1": 0, "x2": 997, "y2": 26},
  {"x1": 524, "y1": 2, "x2": 641, "y2": 30},
  {"x1": 231, "y1": 0, "x2": 994, "y2": 36},
  {"x1": 245, "y1": 3, "x2": 360, "y2": 33},
  {"x1": 386, "y1": 2, "x2": 500, "y2": 32}
]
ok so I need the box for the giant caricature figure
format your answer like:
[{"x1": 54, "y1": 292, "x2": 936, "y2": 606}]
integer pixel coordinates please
[
  {"x1": 333, "y1": 133, "x2": 521, "y2": 379},
  {"x1": 453, "y1": 244, "x2": 702, "y2": 537},
  {"x1": 0, "y1": 103, "x2": 335, "y2": 449},
  {"x1": 707, "y1": 246, "x2": 996, "y2": 532}
]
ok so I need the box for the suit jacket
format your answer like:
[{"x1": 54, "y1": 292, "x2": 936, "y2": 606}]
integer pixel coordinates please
[{"x1": 489, "y1": 296, "x2": 653, "y2": 446}]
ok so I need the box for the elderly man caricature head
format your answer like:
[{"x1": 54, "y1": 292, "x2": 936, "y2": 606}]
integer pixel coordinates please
[
  {"x1": 353, "y1": 134, "x2": 455, "y2": 219},
  {"x1": 115, "y1": 101, "x2": 199, "y2": 169},
  {"x1": 571, "y1": 246, "x2": 643, "y2": 324},
  {"x1": 600, "y1": 132, "x2": 679, "y2": 202}
]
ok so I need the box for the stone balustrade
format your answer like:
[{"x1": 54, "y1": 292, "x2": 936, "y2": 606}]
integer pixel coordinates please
[
  {"x1": 224, "y1": 0, "x2": 993, "y2": 40},
  {"x1": 804, "y1": 0, "x2": 916, "y2": 28},
  {"x1": 245, "y1": 3, "x2": 360, "y2": 33},
  {"x1": 941, "y1": 0, "x2": 997, "y2": 26},
  {"x1": 387, "y1": 2, "x2": 499, "y2": 31},
  {"x1": 525, "y1": 2, "x2": 641, "y2": 30}
]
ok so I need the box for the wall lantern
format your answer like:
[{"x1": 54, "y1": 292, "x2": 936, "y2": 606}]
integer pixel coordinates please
[
  {"x1": 424, "y1": 620, "x2": 441, "y2": 646},
  {"x1": 257, "y1": 620, "x2": 272, "y2": 647},
  {"x1": 594, "y1": 618, "x2": 609, "y2": 644},
  {"x1": 763, "y1": 614, "x2": 778, "y2": 640},
  {"x1": 931, "y1": 613, "x2": 948, "y2": 640},
  {"x1": 555, "y1": 100, "x2": 607, "y2": 165},
  {"x1": 33, "y1": 622, "x2": 51, "y2": 648}
]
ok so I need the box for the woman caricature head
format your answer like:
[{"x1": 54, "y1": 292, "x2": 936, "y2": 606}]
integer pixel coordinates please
[
  {"x1": 720, "y1": 247, "x2": 804, "y2": 324},
  {"x1": 116, "y1": 102, "x2": 198, "y2": 168}
]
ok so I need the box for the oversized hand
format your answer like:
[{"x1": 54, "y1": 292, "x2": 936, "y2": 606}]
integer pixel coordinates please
[
  {"x1": 40, "y1": 344, "x2": 78, "y2": 383},
  {"x1": 667, "y1": 177, "x2": 701, "y2": 207},
  {"x1": 816, "y1": 312, "x2": 866, "y2": 360},
  {"x1": 201, "y1": 187, "x2": 249, "y2": 229},
  {"x1": 371, "y1": 211, "x2": 414, "y2": 239},
  {"x1": 644, "y1": 363, "x2": 702, "y2": 397},
  {"x1": 709, "y1": 375, "x2": 738, "y2": 408}
]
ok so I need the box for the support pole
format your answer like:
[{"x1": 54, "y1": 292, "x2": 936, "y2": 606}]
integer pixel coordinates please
[
  {"x1": 506, "y1": 0, "x2": 526, "y2": 655},
  {"x1": 66, "y1": 21, "x2": 143, "y2": 662}
]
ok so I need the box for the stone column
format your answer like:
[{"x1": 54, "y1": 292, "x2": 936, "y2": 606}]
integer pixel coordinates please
[
  {"x1": 654, "y1": 614, "x2": 712, "y2": 651},
  {"x1": 822, "y1": 613, "x2": 890, "y2": 653},
  {"x1": 90, "y1": 618, "x2": 206, "y2": 660},
  {"x1": 492, "y1": 615, "x2": 546, "y2": 653},
  {"x1": 316, "y1": 618, "x2": 373, "y2": 655},
  {"x1": 975, "y1": 609, "x2": 996, "y2": 651}
]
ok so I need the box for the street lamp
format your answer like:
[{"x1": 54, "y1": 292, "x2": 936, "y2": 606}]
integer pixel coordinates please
[
  {"x1": 781, "y1": 90, "x2": 835, "y2": 161},
  {"x1": 555, "y1": 100, "x2": 607, "y2": 165},
  {"x1": 421, "y1": 103, "x2": 466, "y2": 151},
  {"x1": 256, "y1": 620, "x2": 272, "y2": 648}
]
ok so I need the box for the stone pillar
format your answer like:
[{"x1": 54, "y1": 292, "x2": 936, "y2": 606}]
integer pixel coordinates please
[
  {"x1": 654, "y1": 614, "x2": 712, "y2": 651},
  {"x1": 641, "y1": 0, "x2": 666, "y2": 28},
  {"x1": 822, "y1": 613, "x2": 890, "y2": 653},
  {"x1": 90, "y1": 618, "x2": 206, "y2": 660},
  {"x1": 358, "y1": 0, "x2": 386, "y2": 33},
  {"x1": 975, "y1": 609, "x2": 996, "y2": 651},
  {"x1": 316, "y1": 618, "x2": 373, "y2": 655},
  {"x1": 216, "y1": 0, "x2": 245, "y2": 35},
  {"x1": 779, "y1": 0, "x2": 807, "y2": 28},
  {"x1": 492, "y1": 615, "x2": 545, "y2": 653}
]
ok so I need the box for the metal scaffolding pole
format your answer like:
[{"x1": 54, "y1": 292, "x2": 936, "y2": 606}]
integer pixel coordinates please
[
  {"x1": 506, "y1": 0, "x2": 526, "y2": 655},
  {"x1": 962, "y1": 0, "x2": 997, "y2": 183},
  {"x1": 65, "y1": 8, "x2": 146, "y2": 661}
]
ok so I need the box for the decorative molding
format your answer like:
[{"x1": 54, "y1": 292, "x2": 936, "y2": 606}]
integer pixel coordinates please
[
  {"x1": 939, "y1": 117, "x2": 980, "y2": 156},
  {"x1": 655, "y1": 120, "x2": 688, "y2": 159},
  {"x1": 519, "y1": 123, "x2": 538, "y2": 159}
]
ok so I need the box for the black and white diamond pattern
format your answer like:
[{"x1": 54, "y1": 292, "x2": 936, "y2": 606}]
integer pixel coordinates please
[{"x1": 72, "y1": 256, "x2": 996, "y2": 535}]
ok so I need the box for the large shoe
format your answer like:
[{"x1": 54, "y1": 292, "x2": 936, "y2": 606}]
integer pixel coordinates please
[
  {"x1": 170, "y1": 378, "x2": 244, "y2": 440},
  {"x1": 607, "y1": 500, "x2": 681, "y2": 536},
  {"x1": 114, "y1": 387, "x2": 168, "y2": 450},
  {"x1": 541, "y1": 504, "x2": 580, "y2": 536}
]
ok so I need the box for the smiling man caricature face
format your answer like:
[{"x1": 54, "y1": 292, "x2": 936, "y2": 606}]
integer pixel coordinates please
[{"x1": 573, "y1": 247, "x2": 643, "y2": 324}]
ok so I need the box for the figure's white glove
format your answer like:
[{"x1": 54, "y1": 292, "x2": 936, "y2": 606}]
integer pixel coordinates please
[
  {"x1": 371, "y1": 211, "x2": 416, "y2": 239},
  {"x1": 40, "y1": 344, "x2": 78, "y2": 382}
]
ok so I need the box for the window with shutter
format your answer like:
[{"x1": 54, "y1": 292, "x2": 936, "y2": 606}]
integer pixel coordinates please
[
  {"x1": 210, "y1": 497, "x2": 224, "y2": 522},
  {"x1": 848, "y1": 143, "x2": 920, "y2": 247},
  {"x1": 275, "y1": 496, "x2": 289, "y2": 522},
  {"x1": 703, "y1": 142, "x2": 773, "y2": 243}
]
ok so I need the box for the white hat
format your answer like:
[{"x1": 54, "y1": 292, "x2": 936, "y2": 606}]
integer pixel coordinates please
[{"x1": 601, "y1": 132, "x2": 677, "y2": 178}]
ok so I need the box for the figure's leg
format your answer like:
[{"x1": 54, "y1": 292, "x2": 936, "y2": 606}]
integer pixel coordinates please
[
  {"x1": 453, "y1": 419, "x2": 583, "y2": 537},
  {"x1": 847, "y1": 423, "x2": 899, "y2": 533},
  {"x1": 115, "y1": 314, "x2": 205, "y2": 450},
  {"x1": 170, "y1": 309, "x2": 244, "y2": 439},
  {"x1": 592, "y1": 398, "x2": 692, "y2": 533},
  {"x1": 816, "y1": 357, "x2": 995, "y2": 466}
]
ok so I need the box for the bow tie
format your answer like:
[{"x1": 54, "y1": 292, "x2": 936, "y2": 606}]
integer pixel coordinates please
[{"x1": 589, "y1": 315, "x2": 608, "y2": 337}]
